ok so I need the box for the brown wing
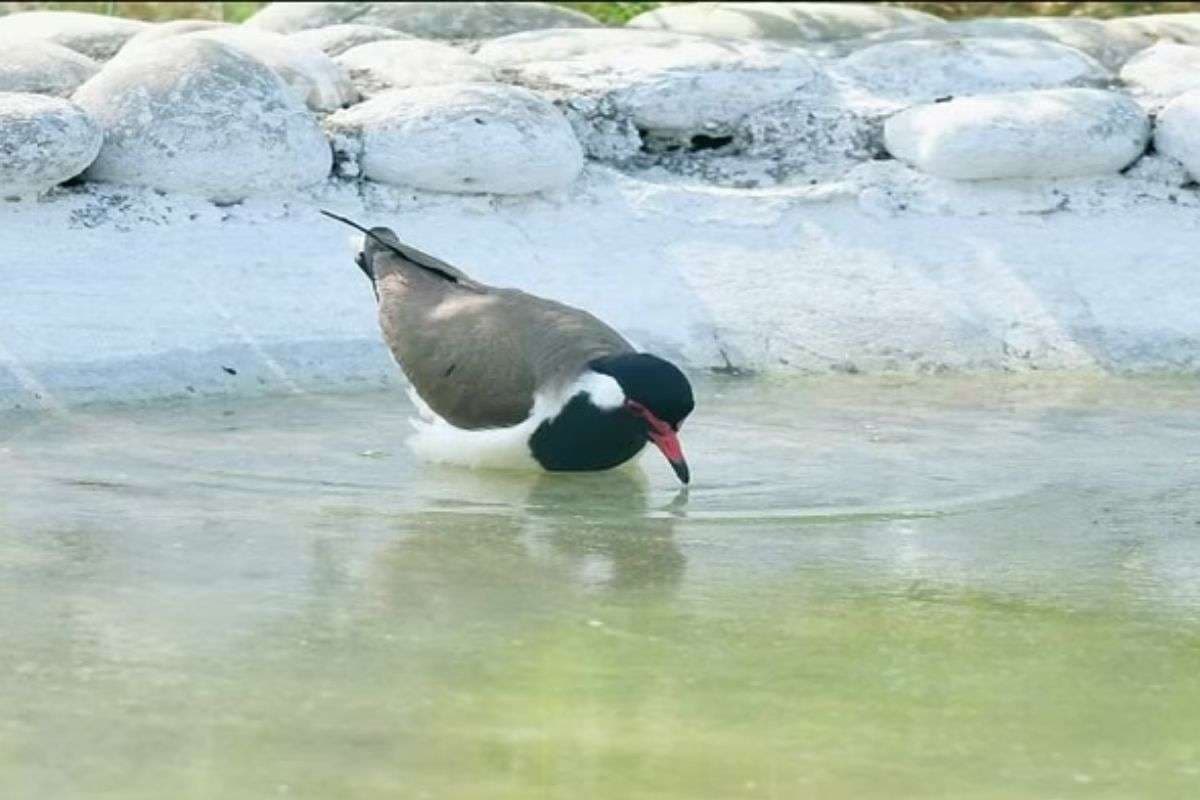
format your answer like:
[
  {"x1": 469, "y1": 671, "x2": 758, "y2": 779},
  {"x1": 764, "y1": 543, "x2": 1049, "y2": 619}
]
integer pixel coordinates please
[{"x1": 376, "y1": 265, "x2": 632, "y2": 430}]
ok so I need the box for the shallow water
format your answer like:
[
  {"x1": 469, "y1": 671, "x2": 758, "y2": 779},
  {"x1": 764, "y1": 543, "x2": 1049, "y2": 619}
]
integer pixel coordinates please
[{"x1": 3, "y1": 376, "x2": 1200, "y2": 799}]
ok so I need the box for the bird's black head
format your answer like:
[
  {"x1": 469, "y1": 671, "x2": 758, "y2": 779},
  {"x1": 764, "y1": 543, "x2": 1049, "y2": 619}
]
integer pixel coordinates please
[
  {"x1": 362, "y1": 226, "x2": 400, "y2": 256},
  {"x1": 357, "y1": 226, "x2": 401, "y2": 277},
  {"x1": 591, "y1": 353, "x2": 694, "y2": 429},
  {"x1": 590, "y1": 353, "x2": 695, "y2": 483}
]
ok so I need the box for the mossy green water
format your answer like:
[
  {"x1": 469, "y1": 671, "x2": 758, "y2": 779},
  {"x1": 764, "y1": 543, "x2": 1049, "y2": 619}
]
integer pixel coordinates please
[{"x1": 2, "y1": 377, "x2": 1199, "y2": 798}]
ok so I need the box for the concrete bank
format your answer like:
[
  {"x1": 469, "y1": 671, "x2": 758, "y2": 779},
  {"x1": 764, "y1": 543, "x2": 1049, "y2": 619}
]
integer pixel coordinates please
[{"x1": 2, "y1": 166, "x2": 1198, "y2": 412}]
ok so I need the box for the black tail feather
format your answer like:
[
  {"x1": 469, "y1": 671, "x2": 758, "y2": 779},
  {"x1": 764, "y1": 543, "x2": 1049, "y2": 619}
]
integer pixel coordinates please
[{"x1": 319, "y1": 209, "x2": 462, "y2": 285}]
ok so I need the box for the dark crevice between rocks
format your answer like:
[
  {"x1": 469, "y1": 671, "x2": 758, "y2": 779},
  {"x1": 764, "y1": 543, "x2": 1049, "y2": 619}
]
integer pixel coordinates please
[
  {"x1": 690, "y1": 133, "x2": 734, "y2": 151},
  {"x1": 638, "y1": 129, "x2": 681, "y2": 154},
  {"x1": 638, "y1": 128, "x2": 737, "y2": 155},
  {"x1": 1121, "y1": 137, "x2": 1156, "y2": 175}
]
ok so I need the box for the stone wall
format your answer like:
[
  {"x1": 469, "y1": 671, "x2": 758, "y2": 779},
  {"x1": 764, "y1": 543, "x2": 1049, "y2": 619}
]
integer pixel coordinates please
[
  {"x1": 5, "y1": 2, "x2": 1200, "y2": 200},
  {"x1": 1, "y1": 2, "x2": 1199, "y2": 408}
]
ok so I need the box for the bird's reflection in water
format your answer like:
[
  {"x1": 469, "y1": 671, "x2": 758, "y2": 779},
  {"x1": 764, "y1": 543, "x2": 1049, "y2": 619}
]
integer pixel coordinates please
[
  {"x1": 361, "y1": 466, "x2": 686, "y2": 616},
  {"x1": 665, "y1": 485, "x2": 690, "y2": 517},
  {"x1": 525, "y1": 470, "x2": 685, "y2": 596},
  {"x1": 301, "y1": 470, "x2": 692, "y2": 790}
]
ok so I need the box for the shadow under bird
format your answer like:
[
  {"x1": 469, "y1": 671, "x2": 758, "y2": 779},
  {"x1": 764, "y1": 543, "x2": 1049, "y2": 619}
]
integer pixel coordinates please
[{"x1": 321, "y1": 211, "x2": 695, "y2": 484}]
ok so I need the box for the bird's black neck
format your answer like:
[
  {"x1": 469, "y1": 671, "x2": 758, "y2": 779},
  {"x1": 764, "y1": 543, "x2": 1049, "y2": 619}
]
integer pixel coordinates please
[{"x1": 529, "y1": 392, "x2": 646, "y2": 472}]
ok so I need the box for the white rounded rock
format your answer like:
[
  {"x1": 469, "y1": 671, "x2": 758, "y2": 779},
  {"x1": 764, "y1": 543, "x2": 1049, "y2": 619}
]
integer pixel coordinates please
[
  {"x1": 480, "y1": 28, "x2": 828, "y2": 133},
  {"x1": 244, "y1": 2, "x2": 361, "y2": 35},
  {"x1": 1120, "y1": 42, "x2": 1200, "y2": 100},
  {"x1": 480, "y1": 27, "x2": 860, "y2": 175},
  {"x1": 335, "y1": 40, "x2": 494, "y2": 98},
  {"x1": 1010, "y1": 17, "x2": 1145, "y2": 70},
  {"x1": 1154, "y1": 89, "x2": 1200, "y2": 182},
  {"x1": 0, "y1": 39, "x2": 99, "y2": 97},
  {"x1": 884, "y1": 88, "x2": 1150, "y2": 180},
  {"x1": 247, "y1": 2, "x2": 598, "y2": 38},
  {"x1": 72, "y1": 38, "x2": 331, "y2": 203},
  {"x1": 119, "y1": 19, "x2": 232, "y2": 53},
  {"x1": 0, "y1": 11, "x2": 149, "y2": 61},
  {"x1": 1107, "y1": 13, "x2": 1200, "y2": 50},
  {"x1": 289, "y1": 24, "x2": 411, "y2": 57},
  {"x1": 357, "y1": 2, "x2": 598, "y2": 38},
  {"x1": 0, "y1": 92, "x2": 101, "y2": 200},
  {"x1": 836, "y1": 38, "x2": 1110, "y2": 107},
  {"x1": 859, "y1": 19, "x2": 1056, "y2": 46},
  {"x1": 477, "y1": 27, "x2": 697, "y2": 67},
  {"x1": 186, "y1": 27, "x2": 357, "y2": 112},
  {"x1": 325, "y1": 83, "x2": 583, "y2": 194},
  {"x1": 627, "y1": 2, "x2": 941, "y2": 42},
  {"x1": 847, "y1": 18, "x2": 1142, "y2": 70}
]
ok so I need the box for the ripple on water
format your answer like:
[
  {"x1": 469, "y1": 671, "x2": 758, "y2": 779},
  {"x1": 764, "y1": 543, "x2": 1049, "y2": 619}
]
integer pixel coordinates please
[{"x1": 3, "y1": 377, "x2": 1200, "y2": 798}]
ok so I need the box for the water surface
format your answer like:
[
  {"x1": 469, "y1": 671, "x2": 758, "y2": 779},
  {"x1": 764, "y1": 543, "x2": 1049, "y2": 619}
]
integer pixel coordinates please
[{"x1": 2, "y1": 376, "x2": 1199, "y2": 798}]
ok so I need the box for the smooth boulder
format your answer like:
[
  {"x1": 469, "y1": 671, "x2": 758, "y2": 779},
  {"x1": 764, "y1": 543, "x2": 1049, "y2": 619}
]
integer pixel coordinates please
[
  {"x1": 119, "y1": 19, "x2": 232, "y2": 53},
  {"x1": 483, "y1": 27, "x2": 867, "y2": 181},
  {"x1": 1008, "y1": 17, "x2": 1145, "y2": 70},
  {"x1": 0, "y1": 92, "x2": 101, "y2": 199},
  {"x1": 857, "y1": 18, "x2": 1058, "y2": 47},
  {"x1": 835, "y1": 38, "x2": 1110, "y2": 107},
  {"x1": 884, "y1": 88, "x2": 1150, "y2": 180},
  {"x1": 0, "y1": 39, "x2": 99, "y2": 97},
  {"x1": 325, "y1": 83, "x2": 583, "y2": 194},
  {"x1": 335, "y1": 40, "x2": 493, "y2": 97},
  {"x1": 1107, "y1": 13, "x2": 1200, "y2": 50},
  {"x1": 627, "y1": 2, "x2": 940, "y2": 42},
  {"x1": 1154, "y1": 89, "x2": 1200, "y2": 181},
  {"x1": 1120, "y1": 42, "x2": 1200, "y2": 100},
  {"x1": 479, "y1": 28, "x2": 829, "y2": 133},
  {"x1": 243, "y1": 2, "x2": 362, "y2": 35},
  {"x1": 289, "y1": 23, "x2": 411, "y2": 57},
  {"x1": 355, "y1": 2, "x2": 597, "y2": 38},
  {"x1": 186, "y1": 27, "x2": 357, "y2": 112},
  {"x1": 477, "y1": 27, "x2": 697, "y2": 67},
  {"x1": 247, "y1": 2, "x2": 597, "y2": 38},
  {"x1": 472, "y1": 26, "x2": 696, "y2": 66},
  {"x1": 72, "y1": 38, "x2": 331, "y2": 202},
  {"x1": 0, "y1": 11, "x2": 149, "y2": 61},
  {"x1": 850, "y1": 17, "x2": 1141, "y2": 69}
]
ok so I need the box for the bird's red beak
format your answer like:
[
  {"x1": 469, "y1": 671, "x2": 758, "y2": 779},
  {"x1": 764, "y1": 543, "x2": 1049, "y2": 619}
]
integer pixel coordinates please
[
  {"x1": 626, "y1": 400, "x2": 690, "y2": 484},
  {"x1": 649, "y1": 427, "x2": 689, "y2": 484}
]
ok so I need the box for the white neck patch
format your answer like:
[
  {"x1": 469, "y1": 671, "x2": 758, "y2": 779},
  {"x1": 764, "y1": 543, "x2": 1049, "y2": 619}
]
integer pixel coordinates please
[{"x1": 571, "y1": 371, "x2": 626, "y2": 411}]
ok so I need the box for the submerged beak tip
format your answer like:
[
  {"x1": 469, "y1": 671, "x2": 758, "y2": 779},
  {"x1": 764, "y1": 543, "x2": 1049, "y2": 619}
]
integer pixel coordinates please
[{"x1": 639, "y1": 409, "x2": 690, "y2": 485}]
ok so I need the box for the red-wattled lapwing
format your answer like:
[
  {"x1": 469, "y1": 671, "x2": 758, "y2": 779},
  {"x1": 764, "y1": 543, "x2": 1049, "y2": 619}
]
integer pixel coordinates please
[{"x1": 321, "y1": 211, "x2": 694, "y2": 484}]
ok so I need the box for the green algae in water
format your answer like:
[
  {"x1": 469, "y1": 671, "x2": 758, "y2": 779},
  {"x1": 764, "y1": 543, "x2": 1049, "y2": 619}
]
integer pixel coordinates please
[{"x1": 2, "y1": 376, "x2": 1199, "y2": 798}]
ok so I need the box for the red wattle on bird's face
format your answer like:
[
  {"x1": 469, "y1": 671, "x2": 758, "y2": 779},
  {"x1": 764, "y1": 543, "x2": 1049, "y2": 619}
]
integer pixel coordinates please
[{"x1": 625, "y1": 400, "x2": 690, "y2": 484}]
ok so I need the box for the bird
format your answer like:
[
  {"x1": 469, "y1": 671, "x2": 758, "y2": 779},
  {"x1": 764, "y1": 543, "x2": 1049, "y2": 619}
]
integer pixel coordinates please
[{"x1": 321, "y1": 210, "x2": 695, "y2": 484}]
